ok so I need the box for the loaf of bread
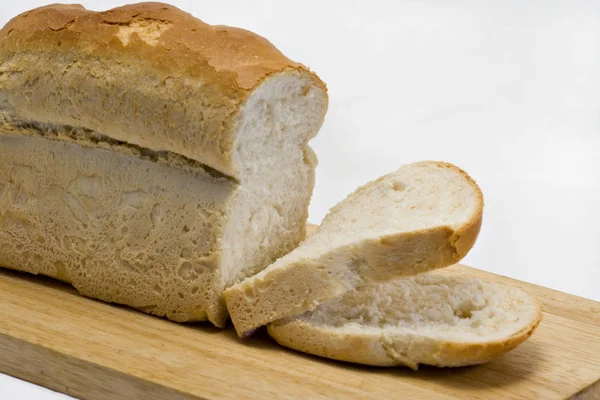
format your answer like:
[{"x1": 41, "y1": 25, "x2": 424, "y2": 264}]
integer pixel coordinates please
[{"x1": 0, "y1": 3, "x2": 327, "y2": 327}]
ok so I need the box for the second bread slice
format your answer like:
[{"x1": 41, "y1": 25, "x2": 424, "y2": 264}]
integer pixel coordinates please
[
  {"x1": 267, "y1": 274, "x2": 542, "y2": 369},
  {"x1": 225, "y1": 161, "x2": 484, "y2": 336}
]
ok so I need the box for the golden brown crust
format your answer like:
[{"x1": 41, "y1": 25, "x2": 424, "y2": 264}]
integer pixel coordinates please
[
  {"x1": 427, "y1": 162, "x2": 485, "y2": 259},
  {"x1": 0, "y1": 3, "x2": 327, "y2": 178},
  {"x1": 0, "y1": 2, "x2": 315, "y2": 90},
  {"x1": 0, "y1": 131, "x2": 235, "y2": 327}
]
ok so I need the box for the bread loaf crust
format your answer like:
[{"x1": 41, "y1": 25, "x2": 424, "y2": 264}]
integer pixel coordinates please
[
  {"x1": 0, "y1": 133, "x2": 234, "y2": 324},
  {"x1": 0, "y1": 2, "x2": 326, "y2": 178}
]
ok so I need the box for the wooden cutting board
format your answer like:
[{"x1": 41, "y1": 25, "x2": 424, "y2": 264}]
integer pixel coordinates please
[{"x1": 0, "y1": 226, "x2": 599, "y2": 399}]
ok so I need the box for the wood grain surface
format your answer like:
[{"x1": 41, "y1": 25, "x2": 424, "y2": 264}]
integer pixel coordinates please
[{"x1": 0, "y1": 226, "x2": 599, "y2": 400}]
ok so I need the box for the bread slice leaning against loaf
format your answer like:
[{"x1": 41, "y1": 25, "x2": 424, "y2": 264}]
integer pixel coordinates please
[
  {"x1": 0, "y1": 3, "x2": 327, "y2": 327},
  {"x1": 267, "y1": 274, "x2": 542, "y2": 369},
  {"x1": 225, "y1": 161, "x2": 484, "y2": 336}
]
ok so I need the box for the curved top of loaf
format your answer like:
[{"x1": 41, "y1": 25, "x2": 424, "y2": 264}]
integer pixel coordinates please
[
  {"x1": 0, "y1": 3, "x2": 328, "y2": 179},
  {"x1": 0, "y1": 2, "x2": 316, "y2": 90}
]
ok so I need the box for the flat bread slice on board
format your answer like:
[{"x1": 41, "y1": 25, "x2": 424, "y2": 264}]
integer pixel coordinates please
[{"x1": 267, "y1": 274, "x2": 542, "y2": 369}]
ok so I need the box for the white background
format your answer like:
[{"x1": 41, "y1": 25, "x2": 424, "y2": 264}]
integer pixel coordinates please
[{"x1": 1, "y1": 0, "x2": 599, "y2": 398}]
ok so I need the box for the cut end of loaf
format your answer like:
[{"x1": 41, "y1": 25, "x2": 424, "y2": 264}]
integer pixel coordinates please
[
  {"x1": 268, "y1": 274, "x2": 542, "y2": 368},
  {"x1": 219, "y1": 69, "x2": 328, "y2": 288}
]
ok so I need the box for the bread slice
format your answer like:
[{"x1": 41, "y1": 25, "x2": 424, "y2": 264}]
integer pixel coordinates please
[
  {"x1": 0, "y1": 3, "x2": 327, "y2": 327},
  {"x1": 225, "y1": 161, "x2": 484, "y2": 336},
  {"x1": 267, "y1": 274, "x2": 542, "y2": 369}
]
